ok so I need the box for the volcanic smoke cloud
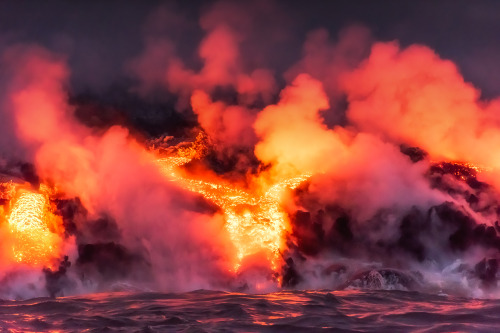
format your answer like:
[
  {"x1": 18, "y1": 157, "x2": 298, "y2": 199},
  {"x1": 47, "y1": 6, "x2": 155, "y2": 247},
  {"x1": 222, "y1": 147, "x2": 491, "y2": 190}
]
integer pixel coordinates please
[{"x1": 1, "y1": 1, "x2": 500, "y2": 299}]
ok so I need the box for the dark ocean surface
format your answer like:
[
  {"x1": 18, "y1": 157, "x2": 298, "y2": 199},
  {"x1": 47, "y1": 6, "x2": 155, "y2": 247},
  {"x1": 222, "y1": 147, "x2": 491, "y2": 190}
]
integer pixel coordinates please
[{"x1": 1, "y1": 290, "x2": 500, "y2": 332}]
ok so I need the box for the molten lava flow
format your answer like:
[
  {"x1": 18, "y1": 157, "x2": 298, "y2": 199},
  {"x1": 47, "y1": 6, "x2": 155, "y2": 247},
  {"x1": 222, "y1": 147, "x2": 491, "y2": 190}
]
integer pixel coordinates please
[
  {"x1": 2, "y1": 184, "x2": 63, "y2": 267},
  {"x1": 431, "y1": 161, "x2": 491, "y2": 181},
  {"x1": 155, "y1": 134, "x2": 309, "y2": 271},
  {"x1": 447, "y1": 162, "x2": 491, "y2": 173}
]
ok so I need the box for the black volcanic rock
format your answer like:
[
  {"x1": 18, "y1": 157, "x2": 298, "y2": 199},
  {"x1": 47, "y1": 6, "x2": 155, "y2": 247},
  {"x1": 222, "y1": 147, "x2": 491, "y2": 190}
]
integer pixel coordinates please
[
  {"x1": 291, "y1": 210, "x2": 324, "y2": 256},
  {"x1": 475, "y1": 258, "x2": 498, "y2": 287},
  {"x1": 18, "y1": 162, "x2": 40, "y2": 188},
  {"x1": 429, "y1": 162, "x2": 489, "y2": 192},
  {"x1": 203, "y1": 147, "x2": 261, "y2": 176},
  {"x1": 86, "y1": 217, "x2": 121, "y2": 242},
  {"x1": 76, "y1": 242, "x2": 149, "y2": 280},
  {"x1": 472, "y1": 224, "x2": 499, "y2": 248},
  {"x1": 55, "y1": 198, "x2": 87, "y2": 237},
  {"x1": 430, "y1": 202, "x2": 500, "y2": 252},
  {"x1": 287, "y1": 144, "x2": 500, "y2": 292},
  {"x1": 281, "y1": 257, "x2": 301, "y2": 288},
  {"x1": 431, "y1": 202, "x2": 476, "y2": 251},
  {"x1": 54, "y1": 199, "x2": 122, "y2": 244},
  {"x1": 400, "y1": 145, "x2": 428, "y2": 163},
  {"x1": 340, "y1": 269, "x2": 419, "y2": 291},
  {"x1": 334, "y1": 215, "x2": 353, "y2": 241},
  {"x1": 43, "y1": 256, "x2": 72, "y2": 298},
  {"x1": 399, "y1": 207, "x2": 426, "y2": 262}
]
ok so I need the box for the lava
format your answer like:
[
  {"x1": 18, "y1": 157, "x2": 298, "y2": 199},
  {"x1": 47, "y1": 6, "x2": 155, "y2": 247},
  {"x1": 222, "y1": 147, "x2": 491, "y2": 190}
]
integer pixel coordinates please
[
  {"x1": 154, "y1": 135, "x2": 310, "y2": 271},
  {"x1": 430, "y1": 161, "x2": 490, "y2": 181},
  {"x1": 2, "y1": 183, "x2": 64, "y2": 267}
]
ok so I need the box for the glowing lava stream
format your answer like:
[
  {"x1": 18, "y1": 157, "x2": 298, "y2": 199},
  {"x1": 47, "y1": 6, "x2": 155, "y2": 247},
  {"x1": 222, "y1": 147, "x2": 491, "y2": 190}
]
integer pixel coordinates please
[
  {"x1": 155, "y1": 145, "x2": 310, "y2": 271},
  {"x1": 4, "y1": 185, "x2": 63, "y2": 267}
]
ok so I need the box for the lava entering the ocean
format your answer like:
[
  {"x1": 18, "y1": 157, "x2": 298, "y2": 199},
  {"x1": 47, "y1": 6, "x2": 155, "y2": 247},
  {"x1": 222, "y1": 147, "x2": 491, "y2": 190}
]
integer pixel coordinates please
[
  {"x1": 4, "y1": 2, "x2": 500, "y2": 299},
  {"x1": 154, "y1": 133, "x2": 310, "y2": 272},
  {"x1": 1, "y1": 182, "x2": 64, "y2": 268}
]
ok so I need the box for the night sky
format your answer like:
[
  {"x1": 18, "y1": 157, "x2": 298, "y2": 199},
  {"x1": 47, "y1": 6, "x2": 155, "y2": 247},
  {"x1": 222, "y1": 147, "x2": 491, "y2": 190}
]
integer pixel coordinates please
[{"x1": 2, "y1": 0, "x2": 500, "y2": 97}]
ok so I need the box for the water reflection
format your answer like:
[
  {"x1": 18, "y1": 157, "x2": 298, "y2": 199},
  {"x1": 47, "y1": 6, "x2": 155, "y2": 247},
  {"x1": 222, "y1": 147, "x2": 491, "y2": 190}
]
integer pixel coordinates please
[{"x1": 1, "y1": 290, "x2": 499, "y2": 332}]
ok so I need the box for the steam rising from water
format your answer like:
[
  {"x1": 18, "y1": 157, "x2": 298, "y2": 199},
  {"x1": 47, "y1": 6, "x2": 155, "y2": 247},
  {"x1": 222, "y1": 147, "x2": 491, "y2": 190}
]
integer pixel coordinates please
[{"x1": 1, "y1": 1, "x2": 500, "y2": 300}]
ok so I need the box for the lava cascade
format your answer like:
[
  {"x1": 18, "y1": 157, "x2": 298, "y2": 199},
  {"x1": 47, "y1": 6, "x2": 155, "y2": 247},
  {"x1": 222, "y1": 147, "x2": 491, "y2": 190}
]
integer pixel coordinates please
[
  {"x1": 1, "y1": 182, "x2": 64, "y2": 268},
  {"x1": 154, "y1": 133, "x2": 310, "y2": 271}
]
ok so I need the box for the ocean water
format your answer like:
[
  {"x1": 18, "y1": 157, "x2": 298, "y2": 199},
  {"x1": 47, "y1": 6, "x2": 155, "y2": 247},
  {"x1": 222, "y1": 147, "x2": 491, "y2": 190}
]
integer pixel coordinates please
[{"x1": 1, "y1": 290, "x2": 500, "y2": 332}]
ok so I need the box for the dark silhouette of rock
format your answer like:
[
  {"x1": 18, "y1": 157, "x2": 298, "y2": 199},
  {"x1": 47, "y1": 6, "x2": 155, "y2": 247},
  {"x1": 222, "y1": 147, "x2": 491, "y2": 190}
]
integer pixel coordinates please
[
  {"x1": 281, "y1": 257, "x2": 301, "y2": 288},
  {"x1": 55, "y1": 197, "x2": 87, "y2": 237},
  {"x1": 291, "y1": 210, "x2": 324, "y2": 256},
  {"x1": 18, "y1": 163, "x2": 40, "y2": 188},
  {"x1": 400, "y1": 145, "x2": 428, "y2": 163},
  {"x1": 475, "y1": 258, "x2": 498, "y2": 288},
  {"x1": 77, "y1": 242, "x2": 149, "y2": 280},
  {"x1": 340, "y1": 269, "x2": 419, "y2": 291},
  {"x1": 431, "y1": 202, "x2": 476, "y2": 251},
  {"x1": 334, "y1": 215, "x2": 353, "y2": 241},
  {"x1": 399, "y1": 208, "x2": 426, "y2": 261},
  {"x1": 43, "y1": 256, "x2": 72, "y2": 298}
]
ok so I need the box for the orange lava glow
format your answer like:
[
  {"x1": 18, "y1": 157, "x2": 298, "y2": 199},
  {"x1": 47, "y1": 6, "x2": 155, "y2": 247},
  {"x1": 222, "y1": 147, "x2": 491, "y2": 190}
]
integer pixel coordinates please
[
  {"x1": 154, "y1": 134, "x2": 310, "y2": 271},
  {"x1": 445, "y1": 161, "x2": 491, "y2": 173},
  {"x1": 1, "y1": 183, "x2": 63, "y2": 268}
]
